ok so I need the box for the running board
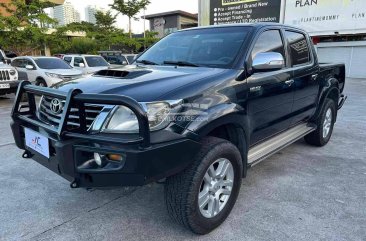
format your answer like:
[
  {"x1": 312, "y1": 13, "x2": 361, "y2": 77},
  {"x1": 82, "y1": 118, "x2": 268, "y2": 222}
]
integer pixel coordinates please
[{"x1": 248, "y1": 123, "x2": 316, "y2": 167}]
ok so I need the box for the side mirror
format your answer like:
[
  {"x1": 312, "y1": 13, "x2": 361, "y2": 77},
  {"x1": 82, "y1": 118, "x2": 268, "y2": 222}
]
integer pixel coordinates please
[
  {"x1": 122, "y1": 61, "x2": 128, "y2": 65},
  {"x1": 79, "y1": 63, "x2": 85, "y2": 68},
  {"x1": 252, "y1": 52, "x2": 285, "y2": 72},
  {"x1": 25, "y1": 65, "x2": 35, "y2": 70}
]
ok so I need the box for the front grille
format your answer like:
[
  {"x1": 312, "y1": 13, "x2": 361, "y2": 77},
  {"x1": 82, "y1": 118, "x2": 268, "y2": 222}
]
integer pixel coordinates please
[
  {"x1": 0, "y1": 70, "x2": 10, "y2": 81},
  {"x1": 39, "y1": 95, "x2": 104, "y2": 130}
]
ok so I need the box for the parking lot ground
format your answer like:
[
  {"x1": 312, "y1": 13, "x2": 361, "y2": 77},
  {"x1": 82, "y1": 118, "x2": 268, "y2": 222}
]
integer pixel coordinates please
[{"x1": 0, "y1": 79, "x2": 365, "y2": 241}]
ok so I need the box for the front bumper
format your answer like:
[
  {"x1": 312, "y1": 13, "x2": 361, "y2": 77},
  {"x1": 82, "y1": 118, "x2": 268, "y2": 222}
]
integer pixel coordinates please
[
  {"x1": 11, "y1": 81, "x2": 201, "y2": 188},
  {"x1": 0, "y1": 80, "x2": 20, "y2": 94}
]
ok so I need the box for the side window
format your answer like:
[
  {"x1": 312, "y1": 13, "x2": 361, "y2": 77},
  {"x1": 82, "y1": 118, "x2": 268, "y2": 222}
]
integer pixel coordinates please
[
  {"x1": 11, "y1": 59, "x2": 20, "y2": 67},
  {"x1": 74, "y1": 57, "x2": 85, "y2": 67},
  {"x1": 14, "y1": 59, "x2": 26, "y2": 68},
  {"x1": 251, "y1": 30, "x2": 285, "y2": 61},
  {"x1": 285, "y1": 31, "x2": 311, "y2": 66},
  {"x1": 64, "y1": 57, "x2": 72, "y2": 64},
  {"x1": 26, "y1": 60, "x2": 35, "y2": 68}
]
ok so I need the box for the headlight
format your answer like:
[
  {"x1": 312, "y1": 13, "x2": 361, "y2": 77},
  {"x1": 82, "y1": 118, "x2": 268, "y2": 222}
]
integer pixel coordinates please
[
  {"x1": 45, "y1": 72, "x2": 61, "y2": 79},
  {"x1": 9, "y1": 70, "x2": 16, "y2": 76},
  {"x1": 103, "y1": 100, "x2": 182, "y2": 133}
]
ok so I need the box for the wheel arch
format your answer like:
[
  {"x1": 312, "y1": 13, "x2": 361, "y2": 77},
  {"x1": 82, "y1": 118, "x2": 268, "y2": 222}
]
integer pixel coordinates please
[
  {"x1": 185, "y1": 106, "x2": 250, "y2": 177},
  {"x1": 314, "y1": 77, "x2": 340, "y2": 121}
]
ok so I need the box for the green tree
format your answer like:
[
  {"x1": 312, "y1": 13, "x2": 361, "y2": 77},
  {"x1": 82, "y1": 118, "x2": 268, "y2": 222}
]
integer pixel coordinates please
[
  {"x1": 95, "y1": 10, "x2": 116, "y2": 31},
  {"x1": 0, "y1": 0, "x2": 57, "y2": 55},
  {"x1": 110, "y1": 0, "x2": 150, "y2": 38}
]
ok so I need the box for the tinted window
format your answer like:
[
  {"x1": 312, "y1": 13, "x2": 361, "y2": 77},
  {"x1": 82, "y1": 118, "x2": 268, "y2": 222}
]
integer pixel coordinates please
[
  {"x1": 85, "y1": 56, "x2": 109, "y2": 67},
  {"x1": 137, "y1": 27, "x2": 251, "y2": 68},
  {"x1": 251, "y1": 30, "x2": 285, "y2": 61},
  {"x1": 285, "y1": 31, "x2": 310, "y2": 66},
  {"x1": 74, "y1": 57, "x2": 85, "y2": 67},
  {"x1": 126, "y1": 55, "x2": 135, "y2": 64},
  {"x1": 12, "y1": 59, "x2": 27, "y2": 68},
  {"x1": 34, "y1": 58, "x2": 72, "y2": 69},
  {"x1": 105, "y1": 56, "x2": 127, "y2": 65},
  {"x1": 64, "y1": 57, "x2": 72, "y2": 64}
]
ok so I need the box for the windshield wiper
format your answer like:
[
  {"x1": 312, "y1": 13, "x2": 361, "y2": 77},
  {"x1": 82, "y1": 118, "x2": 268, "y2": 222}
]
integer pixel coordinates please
[
  {"x1": 136, "y1": 59, "x2": 159, "y2": 65},
  {"x1": 163, "y1": 61, "x2": 200, "y2": 67}
]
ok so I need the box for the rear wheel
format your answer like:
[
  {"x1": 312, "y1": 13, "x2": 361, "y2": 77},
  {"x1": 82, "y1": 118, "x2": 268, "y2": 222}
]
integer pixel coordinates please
[
  {"x1": 305, "y1": 98, "x2": 336, "y2": 146},
  {"x1": 164, "y1": 137, "x2": 243, "y2": 234},
  {"x1": 36, "y1": 78, "x2": 47, "y2": 87}
]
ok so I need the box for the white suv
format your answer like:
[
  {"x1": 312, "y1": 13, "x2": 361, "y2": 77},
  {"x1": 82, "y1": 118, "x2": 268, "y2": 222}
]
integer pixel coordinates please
[
  {"x1": 0, "y1": 63, "x2": 19, "y2": 96},
  {"x1": 63, "y1": 55, "x2": 110, "y2": 75},
  {"x1": 12, "y1": 56, "x2": 82, "y2": 87}
]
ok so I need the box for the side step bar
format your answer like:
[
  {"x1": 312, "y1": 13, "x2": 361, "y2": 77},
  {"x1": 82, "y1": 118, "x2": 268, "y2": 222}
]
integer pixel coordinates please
[{"x1": 248, "y1": 123, "x2": 316, "y2": 167}]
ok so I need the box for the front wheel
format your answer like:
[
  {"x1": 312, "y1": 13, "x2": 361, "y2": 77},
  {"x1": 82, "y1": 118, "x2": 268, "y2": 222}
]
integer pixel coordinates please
[
  {"x1": 164, "y1": 137, "x2": 243, "y2": 234},
  {"x1": 36, "y1": 78, "x2": 47, "y2": 87},
  {"x1": 305, "y1": 98, "x2": 336, "y2": 146}
]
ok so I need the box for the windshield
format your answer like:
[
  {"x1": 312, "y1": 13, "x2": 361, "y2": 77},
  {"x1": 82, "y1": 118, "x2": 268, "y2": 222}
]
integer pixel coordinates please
[
  {"x1": 85, "y1": 56, "x2": 109, "y2": 67},
  {"x1": 35, "y1": 58, "x2": 72, "y2": 69},
  {"x1": 136, "y1": 27, "x2": 251, "y2": 68}
]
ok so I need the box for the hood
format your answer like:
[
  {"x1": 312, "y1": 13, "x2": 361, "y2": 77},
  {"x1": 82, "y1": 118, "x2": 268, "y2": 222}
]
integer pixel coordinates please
[
  {"x1": 0, "y1": 64, "x2": 14, "y2": 70},
  {"x1": 54, "y1": 65, "x2": 227, "y2": 102},
  {"x1": 83, "y1": 66, "x2": 109, "y2": 74},
  {"x1": 46, "y1": 69, "x2": 82, "y2": 76}
]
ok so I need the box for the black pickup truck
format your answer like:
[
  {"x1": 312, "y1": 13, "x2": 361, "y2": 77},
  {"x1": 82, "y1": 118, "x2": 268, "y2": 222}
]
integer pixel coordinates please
[{"x1": 11, "y1": 23, "x2": 346, "y2": 234}]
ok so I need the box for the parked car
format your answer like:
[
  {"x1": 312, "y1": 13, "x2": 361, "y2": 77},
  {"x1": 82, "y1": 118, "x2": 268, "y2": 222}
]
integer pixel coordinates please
[
  {"x1": 11, "y1": 23, "x2": 347, "y2": 234},
  {"x1": 99, "y1": 51, "x2": 137, "y2": 66},
  {"x1": 0, "y1": 63, "x2": 20, "y2": 96},
  {"x1": 11, "y1": 56, "x2": 82, "y2": 87},
  {"x1": 63, "y1": 54, "x2": 110, "y2": 75}
]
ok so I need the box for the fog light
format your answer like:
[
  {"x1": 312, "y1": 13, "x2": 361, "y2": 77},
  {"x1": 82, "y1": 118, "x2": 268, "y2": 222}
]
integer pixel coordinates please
[
  {"x1": 94, "y1": 153, "x2": 103, "y2": 166},
  {"x1": 107, "y1": 154, "x2": 124, "y2": 162}
]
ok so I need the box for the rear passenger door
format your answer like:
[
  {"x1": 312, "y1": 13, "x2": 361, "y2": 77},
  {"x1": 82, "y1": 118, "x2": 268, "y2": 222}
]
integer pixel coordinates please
[
  {"x1": 247, "y1": 29, "x2": 294, "y2": 145},
  {"x1": 285, "y1": 30, "x2": 319, "y2": 125}
]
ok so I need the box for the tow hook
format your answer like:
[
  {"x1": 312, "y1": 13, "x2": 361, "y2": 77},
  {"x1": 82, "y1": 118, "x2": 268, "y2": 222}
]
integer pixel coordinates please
[
  {"x1": 22, "y1": 150, "x2": 33, "y2": 159},
  {"x1": 70, "y1": 180, "x2": 80, "y2": 189}
]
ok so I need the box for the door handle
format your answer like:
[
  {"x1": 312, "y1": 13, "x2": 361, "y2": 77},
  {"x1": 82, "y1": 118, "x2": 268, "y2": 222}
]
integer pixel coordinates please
[
  {"x1": 311, "y1": 74, "x2": 318, "y2": 80},
  {"x1": 285, "y1": 80, "x2": 294, "y2": 86}
]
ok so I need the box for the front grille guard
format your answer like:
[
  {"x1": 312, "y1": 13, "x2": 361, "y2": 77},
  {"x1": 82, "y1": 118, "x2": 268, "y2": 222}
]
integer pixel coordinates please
[{"x1": 11, "y1": 81, "x2": 151, "y2": 148}]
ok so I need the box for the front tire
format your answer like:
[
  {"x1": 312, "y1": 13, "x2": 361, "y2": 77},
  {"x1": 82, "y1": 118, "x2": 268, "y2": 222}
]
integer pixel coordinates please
[
  {"x1": 305, "y1": 98, "x2": 336, "y2": 146},
  {"x1": 164, "y1": 137, "x2": 243, "y2": 234},
  {"x1": 36, "y1": 78, "x2": 47, "y2": 87}
]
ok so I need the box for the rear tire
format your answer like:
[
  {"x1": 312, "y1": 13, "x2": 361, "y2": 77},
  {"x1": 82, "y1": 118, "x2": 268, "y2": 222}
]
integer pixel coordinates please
[
  {"x1": 164, "y1": 137, "x2": 243, "y2": 234},
  {"x1": 305, "y1": 98, "x2": 336, "y2": 146}
]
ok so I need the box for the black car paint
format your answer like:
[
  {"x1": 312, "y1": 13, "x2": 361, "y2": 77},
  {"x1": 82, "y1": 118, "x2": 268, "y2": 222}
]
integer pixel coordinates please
[{"x1": 11, "y1": 23, "x2": 346, "y2": 188}]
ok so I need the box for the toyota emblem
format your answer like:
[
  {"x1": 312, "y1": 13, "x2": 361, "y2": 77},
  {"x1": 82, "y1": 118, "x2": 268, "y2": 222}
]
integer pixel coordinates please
[{"x1": 50, "y1": 98, "x2": 63, "y2": 115}]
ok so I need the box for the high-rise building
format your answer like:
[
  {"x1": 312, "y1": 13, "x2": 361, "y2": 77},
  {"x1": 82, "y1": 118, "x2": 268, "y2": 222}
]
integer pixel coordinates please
[
  {"x1": 0, "y1": 0, "x2": 64, "y2": 17},
  {"x1": 52, "y1": 1, "x2": 80, "y2": 26},
  {"x1": 85, "y1": 5, "x2": 107, "y2": 24}
]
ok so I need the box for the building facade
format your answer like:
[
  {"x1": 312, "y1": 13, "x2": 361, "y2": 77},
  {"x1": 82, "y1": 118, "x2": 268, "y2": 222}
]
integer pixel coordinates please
[
  {"x1": 199, "y1": 0, "x2": 366, "y2": 78},
  {"x1": 52, "y1": 1, "x2": 80, "y2": 26},
  {"x1": 0, "y1": 0, "x2": 64, "y2": 16},
  {"x1": 85, "y1": 5, "x2": 107, "y2": 24},
  {"x1": 144, "y1": 11, "x2": 198, "y2": 38}
]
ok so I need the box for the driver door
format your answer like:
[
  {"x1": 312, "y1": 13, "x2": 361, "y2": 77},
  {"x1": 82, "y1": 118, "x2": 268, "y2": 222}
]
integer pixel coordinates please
[{"x1": 246, "y1": 29, "x2": 295, "y2": 145}]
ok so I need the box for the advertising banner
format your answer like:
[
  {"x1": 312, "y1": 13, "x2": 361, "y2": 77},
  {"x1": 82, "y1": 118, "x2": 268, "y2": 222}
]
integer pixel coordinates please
[
  {"x1": 209, "y1": 0, "x2": 282, "y2": 25},
  {"x1": 285, "y1": 0, "x2": 366, "y2": 35}
]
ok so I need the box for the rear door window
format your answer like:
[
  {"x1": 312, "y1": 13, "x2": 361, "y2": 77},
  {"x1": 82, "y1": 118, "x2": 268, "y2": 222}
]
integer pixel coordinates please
[
  {"x1": 285, "y1": 31, "x2": 311, "y2": 66},
  {"x1": 64, "y1": 57, "x2": 72, "y2": 64}
]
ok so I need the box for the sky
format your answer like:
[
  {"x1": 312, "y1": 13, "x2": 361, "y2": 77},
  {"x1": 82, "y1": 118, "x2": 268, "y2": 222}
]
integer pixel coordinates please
[{"x1": 65, "y1": 0, "x2": 198, "y2": 33}]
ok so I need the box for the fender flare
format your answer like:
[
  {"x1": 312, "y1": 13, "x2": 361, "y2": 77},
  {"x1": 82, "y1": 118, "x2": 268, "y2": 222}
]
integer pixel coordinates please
[
  {"x1": 313, "y1": 78, "x2": 340, "y2": 121},
  {"x1": 183, "y1": 103, "x2": 250, "y2": 176}
]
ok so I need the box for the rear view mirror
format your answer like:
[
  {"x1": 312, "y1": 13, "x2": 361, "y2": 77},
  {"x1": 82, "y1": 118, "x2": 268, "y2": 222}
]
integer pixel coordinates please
[{"x1": 252, "y1": 52, "x2": 285, "y2": 72}]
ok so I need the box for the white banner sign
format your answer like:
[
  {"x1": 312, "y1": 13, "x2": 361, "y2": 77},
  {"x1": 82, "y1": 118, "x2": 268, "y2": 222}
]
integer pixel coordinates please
[{"x1": 284, "y1": 0, "x2": 366, "y2": 35}]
